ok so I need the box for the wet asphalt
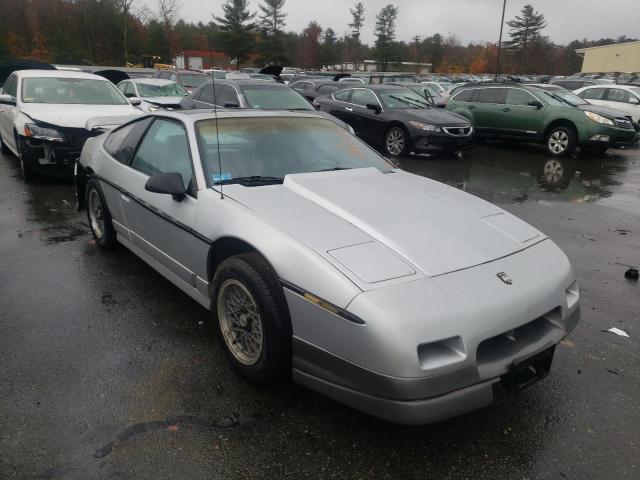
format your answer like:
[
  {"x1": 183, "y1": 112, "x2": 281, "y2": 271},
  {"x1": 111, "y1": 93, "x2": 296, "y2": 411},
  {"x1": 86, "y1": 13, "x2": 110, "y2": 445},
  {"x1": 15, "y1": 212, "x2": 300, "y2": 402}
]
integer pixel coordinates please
[{"x1": 0, "y1": 142, "x2": 638, "y2": 479}]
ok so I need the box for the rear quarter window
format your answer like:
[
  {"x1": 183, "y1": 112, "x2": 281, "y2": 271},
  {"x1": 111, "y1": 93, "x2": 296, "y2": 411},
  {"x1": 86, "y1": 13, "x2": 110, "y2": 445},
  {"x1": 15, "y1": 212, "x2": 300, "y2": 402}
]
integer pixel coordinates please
[{"x1": 452, "y1": 89, "x2": 477, "y2": 102}]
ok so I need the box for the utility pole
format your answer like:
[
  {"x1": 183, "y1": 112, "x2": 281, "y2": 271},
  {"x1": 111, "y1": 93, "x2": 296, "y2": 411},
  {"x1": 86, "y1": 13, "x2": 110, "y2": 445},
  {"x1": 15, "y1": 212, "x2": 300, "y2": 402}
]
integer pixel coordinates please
[{"x1": 495, "y1": 0, "x2": 507, "y2": 81}]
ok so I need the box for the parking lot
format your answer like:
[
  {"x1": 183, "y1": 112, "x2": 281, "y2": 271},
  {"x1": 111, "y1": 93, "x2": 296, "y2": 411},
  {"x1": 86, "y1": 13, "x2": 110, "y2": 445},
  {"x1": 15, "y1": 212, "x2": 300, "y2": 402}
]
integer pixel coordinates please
[{"x1": 1, "y1": 142, "x2": 638, "y2": 479}]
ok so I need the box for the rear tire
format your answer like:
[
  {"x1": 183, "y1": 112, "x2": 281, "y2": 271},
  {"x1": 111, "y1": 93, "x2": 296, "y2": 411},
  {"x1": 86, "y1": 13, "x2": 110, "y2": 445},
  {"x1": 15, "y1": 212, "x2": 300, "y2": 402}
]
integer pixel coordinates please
[
  {"x1": 85, "y1": 177, "x2": 118, "y2": 250},
  {"x1": 545, "y1": 126, "x2": 577, "y2": 157},
  {"x1": 211, "y1": 253, "x2": 292, "y2": 384}
]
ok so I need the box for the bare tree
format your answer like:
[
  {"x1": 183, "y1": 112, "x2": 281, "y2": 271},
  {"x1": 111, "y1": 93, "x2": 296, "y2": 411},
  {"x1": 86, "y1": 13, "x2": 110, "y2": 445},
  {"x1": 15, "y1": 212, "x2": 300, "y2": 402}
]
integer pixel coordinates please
[
  {"x1": 114, "y1": 0, "x2": 136, "y2": 64},
  {"x1": 158, "y1": 0, "x2": 181, "y2": 58}
]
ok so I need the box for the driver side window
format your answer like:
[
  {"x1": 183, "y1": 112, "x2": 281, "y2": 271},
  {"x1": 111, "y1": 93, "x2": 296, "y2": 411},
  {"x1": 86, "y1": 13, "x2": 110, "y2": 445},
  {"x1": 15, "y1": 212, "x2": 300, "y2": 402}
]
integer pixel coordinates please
[
  {"x1": 131, "y1": 119, "x2": 194, "y2": 190},
  {"x1": 351, "y1": 89, "x2": 379, "y2": 108}
]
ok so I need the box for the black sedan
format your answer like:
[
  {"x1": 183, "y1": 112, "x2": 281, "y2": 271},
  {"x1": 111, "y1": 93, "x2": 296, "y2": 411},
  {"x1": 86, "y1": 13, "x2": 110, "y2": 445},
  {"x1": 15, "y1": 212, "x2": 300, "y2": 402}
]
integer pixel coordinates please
[
  {"x1": 290, "y1": 79, "x2": 344, "y2": 102},
  {"x1": 315, "y1": 85, "x2": 474, "y2": 157},
  {"x1": 179, "y1": 79, "x2": 355, "y2": 133}
]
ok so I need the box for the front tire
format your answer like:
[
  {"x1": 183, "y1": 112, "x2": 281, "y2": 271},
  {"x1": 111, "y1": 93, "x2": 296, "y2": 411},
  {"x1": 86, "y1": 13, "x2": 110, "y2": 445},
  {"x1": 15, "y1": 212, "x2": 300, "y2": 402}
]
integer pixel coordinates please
[
  {"x1": 384, "y1": 126, "x2": 410, "y2": 158},
  {"x1": 15, "y1": 134, "x2": 34, "y2": 183},
  {"x1": 545, "y1": 126, "x2": 576, "y2": 157},
  {"x1": 212, "y1": 253, "x2": 292, "y2": 384},
  {"x1": 85, "y1": 177, "x2": 118, "y2": 250}
]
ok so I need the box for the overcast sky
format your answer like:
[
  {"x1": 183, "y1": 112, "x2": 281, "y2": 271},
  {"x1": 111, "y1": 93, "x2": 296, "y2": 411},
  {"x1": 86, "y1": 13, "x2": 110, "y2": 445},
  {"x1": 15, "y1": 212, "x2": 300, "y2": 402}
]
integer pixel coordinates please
[{"x1": 169, "y1": 0, "x2": 639, "y2": 45}]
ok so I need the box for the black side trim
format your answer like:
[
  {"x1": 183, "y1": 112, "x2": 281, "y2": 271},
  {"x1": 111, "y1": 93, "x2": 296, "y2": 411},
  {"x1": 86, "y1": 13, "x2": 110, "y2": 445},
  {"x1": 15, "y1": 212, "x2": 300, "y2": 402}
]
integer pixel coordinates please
[
  {"x1": 280, "y1": 279, "x2": 366, "y2": 325},
  {"x1": 94, "y1": 174, "x2": 212, "y2": 246}
]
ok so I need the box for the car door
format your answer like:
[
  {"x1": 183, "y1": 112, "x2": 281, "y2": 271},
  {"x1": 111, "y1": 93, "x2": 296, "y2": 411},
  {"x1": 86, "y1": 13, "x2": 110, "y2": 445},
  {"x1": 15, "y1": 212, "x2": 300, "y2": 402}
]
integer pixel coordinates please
[
  {"x1": 0, "y1": 74, "x2": 19, "y2": 152},
  {"x1": 496, "y1": 88, "x2": 545, "y2": 139},
  {"x1": 348, "y1": 88, "x2": 386, "y2": 142},
  {"x1": 471, "y1": 87, "x2": 507, "y2": 134},
  {"x1": 322, "y1": 89, "x2": 354, "y2": 124},
  {"x1": 118, "y1": 117, "x2": 202, "y2": 285},
  {"x1": 579, "y1": 87, "x2": 608, "y2": 108},
  {"x1": 99, "y1": 117, "x2": 155, "y2": 239}
]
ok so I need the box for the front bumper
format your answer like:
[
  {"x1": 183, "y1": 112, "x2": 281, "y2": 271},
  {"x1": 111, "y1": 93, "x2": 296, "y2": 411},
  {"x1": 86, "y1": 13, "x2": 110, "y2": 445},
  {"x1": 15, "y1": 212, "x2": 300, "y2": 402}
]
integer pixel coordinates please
[
  {"x1": 293, "y1": 307, "x2": 579, "y2": 425},
  {"x1": 579, "y1": 123, "x2": 638, "y2": 148},
  {"x1": 21, "y1": 136, "x2": 86, "y2": 174},
  {"x1": 285, "y1": 239, "x2": 580, "y2": 424},
  {"x1": 411, "y1": 128, "x2": 475, "y2": 152}
]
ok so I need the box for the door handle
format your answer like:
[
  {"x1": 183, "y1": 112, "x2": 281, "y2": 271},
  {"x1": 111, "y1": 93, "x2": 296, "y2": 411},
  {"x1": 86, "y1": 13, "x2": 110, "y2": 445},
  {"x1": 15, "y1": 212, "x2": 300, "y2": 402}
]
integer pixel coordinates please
[
  {"x1": 345, "y1": 107, "x2": 353, "y2": 112},
  {"x1": 120, "y1": 193, "x2": 130, "y2": 203},
  {"x1": 502, "y1": 107, "x2": 511, "y2": 112},
  {"x1": 468, "y1": 105, "x2": 476, "y2": 110}
]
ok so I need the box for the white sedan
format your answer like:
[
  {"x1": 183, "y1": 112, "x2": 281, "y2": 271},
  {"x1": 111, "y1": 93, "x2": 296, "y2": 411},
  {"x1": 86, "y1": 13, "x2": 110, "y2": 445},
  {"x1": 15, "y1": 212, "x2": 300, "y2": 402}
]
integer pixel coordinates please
[
  {"x1": 0, "y1": 69, "x2": 140, "y2": 181},
  {"x1": 574, "y1": 84, "x2": 640, "y2": 124},
  {"x1": 75, "y1": 109, "x2": 580, "y2": 424}
]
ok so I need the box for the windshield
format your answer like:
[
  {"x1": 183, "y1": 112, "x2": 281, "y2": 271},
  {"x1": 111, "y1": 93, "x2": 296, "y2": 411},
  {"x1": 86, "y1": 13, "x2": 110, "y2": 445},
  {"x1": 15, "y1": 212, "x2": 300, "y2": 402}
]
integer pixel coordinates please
[
  {"x1": 137, "y1": 82, "x2": 188, "y2": 97},
  {"x1": 379, "y1": 91, "x2": 431, "y2": 109},
  {"x1": 551, "y1": 90, "x2": 590, "y2": 107},
  {"x1": 179, "y1": 74, "x2": 209, "y2": 88},
  {"x1": 241, "y1": 86, "x2": 312, "y2": 110},
  {"x1": 195, "y1": 117, "x2": 393, "y2": 186},
  {"x1": 21, "y1": 77, "x2": 128, "y2": 105}
]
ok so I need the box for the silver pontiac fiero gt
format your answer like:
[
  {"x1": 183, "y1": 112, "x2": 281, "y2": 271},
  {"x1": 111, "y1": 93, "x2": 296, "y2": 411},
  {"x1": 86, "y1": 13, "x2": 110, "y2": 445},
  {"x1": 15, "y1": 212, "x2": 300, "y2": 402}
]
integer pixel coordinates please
[{"x1": 76, "y1": 109, "x2": 580, "y2": 425}]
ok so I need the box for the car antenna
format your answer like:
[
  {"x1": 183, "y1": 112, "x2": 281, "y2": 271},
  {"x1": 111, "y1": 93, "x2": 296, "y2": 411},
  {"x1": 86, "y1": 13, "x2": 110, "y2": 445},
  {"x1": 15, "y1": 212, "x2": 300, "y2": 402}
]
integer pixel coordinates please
[{"x1": 212, "y1": 73, "x2": 224, "y2": 200}]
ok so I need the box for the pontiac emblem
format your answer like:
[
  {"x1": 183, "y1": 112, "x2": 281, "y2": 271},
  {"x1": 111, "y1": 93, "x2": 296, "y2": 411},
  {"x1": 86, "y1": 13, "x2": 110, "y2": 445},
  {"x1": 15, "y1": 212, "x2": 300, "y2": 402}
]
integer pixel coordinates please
[{"x1": 497, "y1": 272, "x2": 513, "y2": 285}]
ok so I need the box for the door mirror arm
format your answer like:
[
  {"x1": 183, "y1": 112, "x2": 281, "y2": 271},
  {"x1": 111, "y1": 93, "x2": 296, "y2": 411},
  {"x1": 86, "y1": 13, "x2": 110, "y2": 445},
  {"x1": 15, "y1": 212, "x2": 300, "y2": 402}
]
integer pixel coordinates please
[
  {"x1": 145, "y1": 172, "x2": 187, "y2": 201},
  {"x1": 527, "y1": 99, "x2": 544, "y2": 108}
]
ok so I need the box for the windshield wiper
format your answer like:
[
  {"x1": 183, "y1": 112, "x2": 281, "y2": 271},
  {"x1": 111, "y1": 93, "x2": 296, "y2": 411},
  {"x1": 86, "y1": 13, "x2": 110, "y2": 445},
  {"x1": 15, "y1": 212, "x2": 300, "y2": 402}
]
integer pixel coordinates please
[
  {"x1": 389, "y1": 95, "x2": 429, "y2": 108},
  {"x1": 316, "y1": 167, "x2": 352, "y2": 172},
  {"x1": 214, "y1": 175, "x2": 283, "y2": 186}
]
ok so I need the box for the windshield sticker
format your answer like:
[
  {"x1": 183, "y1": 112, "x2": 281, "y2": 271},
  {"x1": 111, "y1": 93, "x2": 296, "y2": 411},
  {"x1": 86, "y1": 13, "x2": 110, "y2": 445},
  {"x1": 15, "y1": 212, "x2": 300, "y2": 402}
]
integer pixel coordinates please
[{"x1": 212, "y1": 172, "x2": 232, "y2": 183}]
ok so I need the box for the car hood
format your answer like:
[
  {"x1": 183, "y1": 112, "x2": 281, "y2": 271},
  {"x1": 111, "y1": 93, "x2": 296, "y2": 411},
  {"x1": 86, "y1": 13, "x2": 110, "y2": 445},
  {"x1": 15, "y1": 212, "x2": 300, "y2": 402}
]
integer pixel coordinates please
[
  {"x1": 398, "y1": 107, "x2": 470, "y2": 126},
  {"x1": 20, "y1": 103, "x2": 139, "y2": 128},
  {"x1": 576, "y1": 103, "x2": 630, "y2": 118},
  {"x1": 143, "y1": 96, "x2": 185, "y2": 106},
  {"x1": 226, "y1": 168, "x2": 545, "y2": 281}
]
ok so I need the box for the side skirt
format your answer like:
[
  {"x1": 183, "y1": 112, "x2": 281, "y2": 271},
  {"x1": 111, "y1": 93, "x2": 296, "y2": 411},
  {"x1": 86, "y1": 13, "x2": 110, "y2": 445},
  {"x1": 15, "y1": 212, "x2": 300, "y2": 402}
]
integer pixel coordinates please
[{"x1": 117, "y1": 233, "x2": 211, "y2": 310}]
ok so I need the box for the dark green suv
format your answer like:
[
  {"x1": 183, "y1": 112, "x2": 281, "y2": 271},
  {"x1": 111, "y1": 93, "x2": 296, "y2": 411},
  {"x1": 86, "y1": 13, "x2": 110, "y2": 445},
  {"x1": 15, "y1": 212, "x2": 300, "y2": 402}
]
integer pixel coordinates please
[{"x1": 446, "y1": 84, "x2": 638, "y2": 156}]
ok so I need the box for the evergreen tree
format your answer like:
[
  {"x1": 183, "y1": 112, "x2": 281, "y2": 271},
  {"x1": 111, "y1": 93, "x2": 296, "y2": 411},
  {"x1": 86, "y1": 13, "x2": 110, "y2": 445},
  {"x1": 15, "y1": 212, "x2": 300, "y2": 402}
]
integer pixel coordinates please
[
  {"x1": 257, "y1": 0, "x2": 288, "y2": 65},
  {"x1": 505, "y1": 4, "x2": 547, "y2": 73},
  {"x1": 373, "y1": 4, "x2": 400, "y2": 72},
  {"x1": 319, "y1": 28, "x2": 339, "y2": 68},
  {"x1": 214, "y1": 0, "x2": 256, "y2": 69},
  {"x1": 349, "y1": 2, "x2": 365, "y2": 70}
]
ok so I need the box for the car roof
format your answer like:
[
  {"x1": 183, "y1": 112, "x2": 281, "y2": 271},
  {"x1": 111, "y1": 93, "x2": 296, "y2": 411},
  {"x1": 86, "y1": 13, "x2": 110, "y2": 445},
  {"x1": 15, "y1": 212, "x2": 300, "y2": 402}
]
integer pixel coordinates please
[
  {"x1": 129, "y1": 78, "x2": 177, "y2": 86},
  {"x1": 579, "y1": 84, "x2": 639, "y2": 91},
  {"x1": 14, "y1": 69, "x2": 110, "y2": 81},
  {"x1": 151, "y1": 109, "x2": 338, "y2": 124}
]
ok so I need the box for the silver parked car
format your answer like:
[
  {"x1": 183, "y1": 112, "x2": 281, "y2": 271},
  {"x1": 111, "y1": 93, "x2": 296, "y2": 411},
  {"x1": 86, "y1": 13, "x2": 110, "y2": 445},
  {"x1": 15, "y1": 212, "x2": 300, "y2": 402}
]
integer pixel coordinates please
[{"x1": 75, "y1": 110, "x2": 580, "y2": 425}]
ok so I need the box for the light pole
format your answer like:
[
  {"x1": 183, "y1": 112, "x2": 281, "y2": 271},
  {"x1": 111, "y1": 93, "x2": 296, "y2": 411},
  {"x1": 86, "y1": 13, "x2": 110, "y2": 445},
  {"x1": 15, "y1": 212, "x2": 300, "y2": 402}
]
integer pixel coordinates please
[{"x1": 495, "y1": 0, "x2": 507, "y2": 81}]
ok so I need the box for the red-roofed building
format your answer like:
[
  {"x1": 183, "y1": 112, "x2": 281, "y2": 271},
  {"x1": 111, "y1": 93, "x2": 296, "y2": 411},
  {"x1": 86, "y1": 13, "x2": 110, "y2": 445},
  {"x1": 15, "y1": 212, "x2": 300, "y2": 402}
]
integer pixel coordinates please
[{"x1": 174, "y1": 50, "x2": 260, "y2": 70}]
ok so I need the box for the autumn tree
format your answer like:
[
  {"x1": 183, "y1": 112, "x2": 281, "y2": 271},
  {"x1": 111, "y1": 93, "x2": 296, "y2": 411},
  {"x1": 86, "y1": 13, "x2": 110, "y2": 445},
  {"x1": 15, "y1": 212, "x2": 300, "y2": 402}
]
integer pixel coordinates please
[
  {"x1": 349, "y1": 2, "x2": 365, "y2": 70},
  {"x1": 214, "y1": 0, "x2": 256, "y2": 69},
  {"x1": 297, "y1": 21, "x2": 322, "y2": 68},
  {"x1": 257, "y1": 0, "x2": 287, "y2": 65},
  {"x1": 373, "y1": 4, "x2": 401, "y2": 71},
  {"x1": 505, "y1": 4, "x2": 547, "y2": 73}
]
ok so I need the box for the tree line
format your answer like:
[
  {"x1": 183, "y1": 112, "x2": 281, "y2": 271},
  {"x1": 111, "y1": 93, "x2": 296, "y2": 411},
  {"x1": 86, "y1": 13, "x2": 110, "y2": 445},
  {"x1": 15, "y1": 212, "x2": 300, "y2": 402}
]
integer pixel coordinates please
[{"x1": 0, "y1": 0, "x2": 635, "y2": 74}]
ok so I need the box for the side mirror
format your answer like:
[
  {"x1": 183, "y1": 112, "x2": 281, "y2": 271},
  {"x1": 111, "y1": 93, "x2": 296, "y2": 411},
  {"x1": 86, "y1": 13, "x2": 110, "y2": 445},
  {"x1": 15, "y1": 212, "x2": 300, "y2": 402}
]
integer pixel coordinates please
[
  {"x1": 0, "y1": 93, "x2": 16, "y2": 106},
  {"x1": 629, "y1": 96, "x2": 639, "y2": 105},
  {"x1": 436, "y1": 101, "x2": 447, "y2": 108},
  {"x1": 528, "y1": 99, "x2": 543, "y2": 108},
  {"x1": 366, "y1": 103, "x2": 382, "y2": 114},
  {"x1": 145, "y1": 172, "x2": 186, "y2": 201},
  {"x1": 223, "y1": 102, "x2": 239, "y2": 108},
  {"x1": 129, "y1": 97, "x2": 142, "y2": 106}
]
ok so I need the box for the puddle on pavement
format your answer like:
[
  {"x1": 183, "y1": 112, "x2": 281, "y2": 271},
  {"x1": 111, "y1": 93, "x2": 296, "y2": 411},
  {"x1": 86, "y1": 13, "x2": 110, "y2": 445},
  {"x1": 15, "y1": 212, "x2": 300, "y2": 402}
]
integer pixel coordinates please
[
  {"x1": 399, "y1": 145, "x2": 640, "y2": 209},
  {"x1": 21, "y1": 176, "x2": 89, "y2": 244}
]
